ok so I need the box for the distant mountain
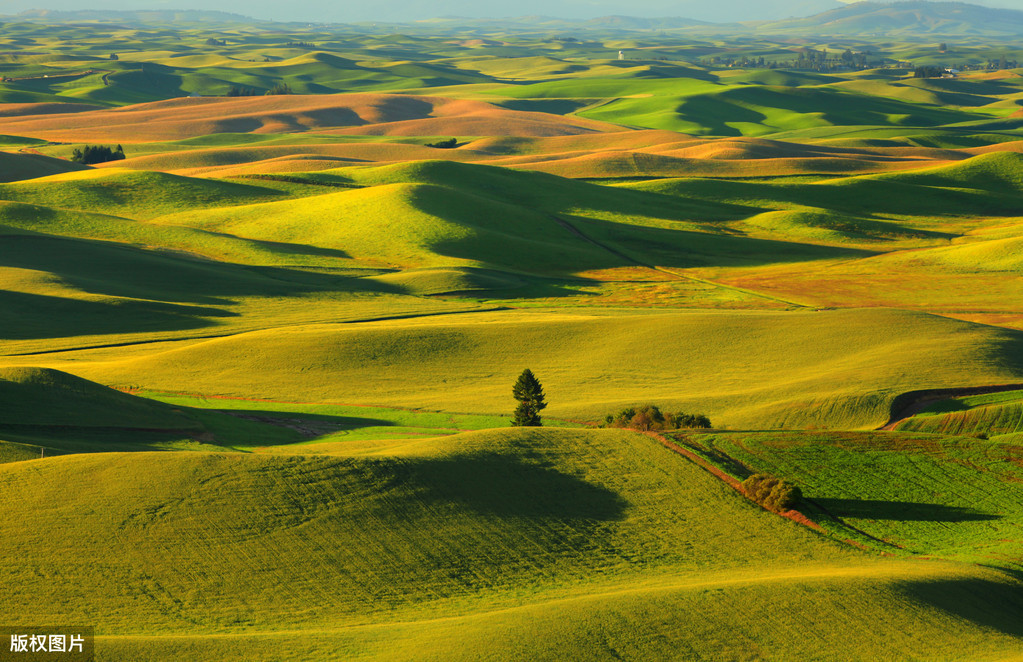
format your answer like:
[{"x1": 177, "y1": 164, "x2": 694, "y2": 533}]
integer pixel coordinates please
[
  {"x1": 635, "y1": 0, "x2": 844, "y2": 23},
  {"x1": 8, "y1": 1, "x2": 1023, "y2": 36},
  {"x1": 755, "y1": 1, "x2": 1023, "y2": 35},
  {"x1": 582, "y1": 15, "x2": 710, "y2": 28},
  {"x1": 14, "y1": 9, "x2": 260, "y2": 24},
  {"x1": 3, "y1": 0, "x2": 842, "y2": 26}
]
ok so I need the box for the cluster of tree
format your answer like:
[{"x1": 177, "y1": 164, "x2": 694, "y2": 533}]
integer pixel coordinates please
[
  {"x1": 741, "y1": 474, "x2": 802, "y2": 513},
  {"x1": 225, "y1": 83, "x2": 293, "y2": 97},
  {"x1": 266, "y1": 82, "x2": 293, "y2": 95},
  {"x1": 705, "y1": 47, "x2": 874, "y2": 72},
  {"x1": 226, "y1": 86, "x2": 258, "y2": 96},
  {"x1": 792, "y1": 47, "x2": 872, "y2": 71},
  {"x1": 988, "y1": 56, "x2": 1018, "y2": 70},
  {"x1": 205, "y1": 37, "x2": 226, "y2": 46},
  {"x1": 511, "y1": 369, "x2": 547, "y2": 427},
  {"x1": 284, "y1": 41, "x2": 315, "y2": 48},
  {"x1": 425, "y1": 138, "x2": 458, "y2": 149},
  {"x1": 70, "y1": 144, "x2": 124, "y2": 164},
  {"x1": 711, "y1": 55, "x2": 768, "y2": 68},
  {"x1": 838, "y1": 49, "x2": 870, "y2": 68},
  {"x1": 599, "y1": 404, "x2": 711, "y2": 431},
  {"x1": 913, "y1": 65, "x2": 947, "y2": 78}
]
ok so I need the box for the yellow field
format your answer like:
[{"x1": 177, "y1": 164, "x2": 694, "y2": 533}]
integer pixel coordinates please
[{"x1": 5, "y1": 26, "x2": 1023, "y2": 660}]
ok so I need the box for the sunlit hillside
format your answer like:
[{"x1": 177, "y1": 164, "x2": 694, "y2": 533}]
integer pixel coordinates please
[{"x1": 4, "y1": 9, "x2": 1023, "y2": 661}]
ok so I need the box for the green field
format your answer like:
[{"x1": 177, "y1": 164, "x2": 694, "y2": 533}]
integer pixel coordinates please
[{"x1": 5, "y1": 9, "x2": 1023, "y2": 661}]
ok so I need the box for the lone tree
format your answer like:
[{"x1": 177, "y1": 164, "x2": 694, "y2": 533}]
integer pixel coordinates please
[{"x1": 511, "y1": 368, "x2": 546, "y2": 427}]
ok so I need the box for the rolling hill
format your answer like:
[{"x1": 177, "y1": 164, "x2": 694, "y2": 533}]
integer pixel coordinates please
[
  {"x1": 0, "y1": 94, "x2": 624, "y2": 142},
  {"x1": 3, "y1": 428, "x2": 1021, "y2": 661},
  {"x1": 756, "y1": 1, "x2": 1023, "y2": 36},
  {"x1": 0, "y1": 151, "x2": 89, "y2": 182},
  {"x1": 5, "y1": 14, "x2": 1023, "y2": 661},
  {"x1": 12, "y1": 307, "x2": 1016, "y2": 430}
]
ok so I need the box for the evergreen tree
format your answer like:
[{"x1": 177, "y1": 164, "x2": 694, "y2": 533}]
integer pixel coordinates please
[{"x1": 511, "y1": 368, "x2": 546, "y2": 427}]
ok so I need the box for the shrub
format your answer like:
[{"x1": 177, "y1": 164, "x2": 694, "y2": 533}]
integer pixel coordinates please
[
  {"x1": 426, "y1": 138, "x2": 458, "y2": 149},
  {"x1": 741, "y1": 474, "x2": 802, "y2": 512},
  {"x1": 599, "y1": 404, "x2": 711, "y2": 431}
]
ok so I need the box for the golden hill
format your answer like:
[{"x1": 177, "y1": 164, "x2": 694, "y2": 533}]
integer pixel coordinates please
[{"x1": 0, "y1": 94, "x2": 627, "y2": 142}]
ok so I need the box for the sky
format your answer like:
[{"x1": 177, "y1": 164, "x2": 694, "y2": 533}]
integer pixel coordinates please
[{"x1": 3, "y1": 0, "x2": 1023, "y2": 24}]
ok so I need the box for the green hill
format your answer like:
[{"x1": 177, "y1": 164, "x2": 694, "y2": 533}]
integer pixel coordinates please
[
  {"x1": 2, "y1": 428, "x2": 1021, "y2": 660},
  {"x1": 896, "y1": 389, "x2": 1023, "y2": 436},
  {"x1": 684, "y1": 429, "x2": 1023, "y2": 571},
  {"x1": 0, "y1": 169, "x2": 289, "y2": 220},
  {"x1": 154, "y1": 181, "x2": 621, "y2": 273},
  {"x1": 52, "y1": 307, "x2": 1023, "y2": 430},
  {"x1": 0, "y1": 366, "x2": 301, "y2": 456},
  {"x1": 0, "y1": 151, "x2": 89, "y2": 183},
  {"x1": 0, "y1": 366, "x2": 191, "y2": 429},
  {"x1": 756, "y1": 1, "x2": 1023, "y2": 36}
]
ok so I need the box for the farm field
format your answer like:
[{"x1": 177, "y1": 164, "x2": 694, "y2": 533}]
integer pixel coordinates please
[{"x1": 4, "y1": 7, "x2": 1023, "y2": 661}]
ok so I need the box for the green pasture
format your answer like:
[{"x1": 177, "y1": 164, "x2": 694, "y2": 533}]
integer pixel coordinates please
[
  {"x1": 684, "y1": 430, "x2": 1023, "y2": 571},
  {"x1": 897, "y1": 389, "x2": 1023, "y2": 436},
  {"x1": 2, "y1": 428, "x2": 1022, "y2": 660},
  {"x1": 5, "y1": 17, "x2": 1023, "y2": 661},
  {"x1": 6, "y1": 307, "x2": 1015, "y2": 431}
]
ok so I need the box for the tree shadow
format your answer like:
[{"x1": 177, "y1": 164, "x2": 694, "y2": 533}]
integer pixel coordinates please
[
  {"x1": 813, "y1": 498, "x2": 999, "y2": 522},
  {"x1": 899, "y1": 576, "x2": 1023, "y2": 638},
  {"x1": 920, "y1": 399, "x2": 970, "y2": 415},
  {"x1": 208, "y1": 408, "x2": 398, "y2": 444},
  {"x1": 389, "y1": 453, "x2": 629, "y2": 521}
]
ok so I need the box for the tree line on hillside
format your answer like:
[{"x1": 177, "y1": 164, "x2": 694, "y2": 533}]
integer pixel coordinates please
[
  {"x1": 600, "y1": 405, "x2": 711, "y2": 431},
  {"x1": 704, "y1": 47, "x2": 877, "y2": 72},
  {"x1": 226, "y1": 82, "x2": 293, "y2": 96}
]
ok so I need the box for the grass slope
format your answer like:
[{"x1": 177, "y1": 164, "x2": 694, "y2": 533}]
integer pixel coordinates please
[
  {"x1": 2, "y1": 428, "x2": 1021, "y2": 661},
  {"x1": 0, "y1": 367, "x2": 299, "y2": 456},
  {"x1": 0, "y1": 151, "x2": 90, "y2": 182},
  {"x1": 684, "y1": 430, "x2": 1023, "y2": 572},
  {"x1": 0, "y1": 366, "x2": 191, "y2": 429},
  {"x1": 30, "y1": 307, "x2": 1023, "y2": 430},
  {"x1": 897, "y1": 389, "x2": 1023, "y2": 437},
  {"x1": 0, "y1": 168, "x2": 289, "y2": 220}
]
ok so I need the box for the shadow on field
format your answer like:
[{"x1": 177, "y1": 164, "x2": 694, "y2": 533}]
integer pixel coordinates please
[
  {"x1": 0, "y1": 234, "x2": 404, "y2": 307},
  {"x1": 400, "y1": 453, "x2": 628, "y2": 520},
  {"x1": 212, "y1": 408, "x2": 396, "y2": 442},
  {"x1": 814, "y1": 498, "x2": 999, "y2": 522},
  {"x1": 0, "y1": 289, "x2": 233, "y2": 340},
  {"x1": 900, "y1": 576, "x2": 1023, "y2": 638}
]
